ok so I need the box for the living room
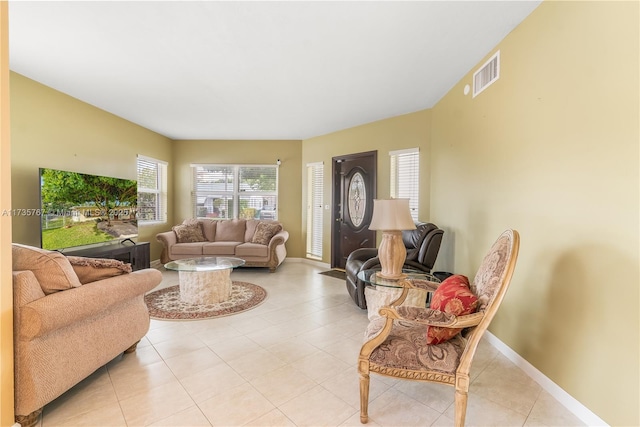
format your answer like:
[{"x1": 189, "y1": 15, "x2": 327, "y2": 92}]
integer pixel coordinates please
[{"x1": 1, "y1": 1, "x2": 638, "y2": 427}]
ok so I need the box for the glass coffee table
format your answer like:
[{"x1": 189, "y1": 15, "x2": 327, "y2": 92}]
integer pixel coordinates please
[{"x1": 164, "y1": 257, "x2": 245, "y2": 305}]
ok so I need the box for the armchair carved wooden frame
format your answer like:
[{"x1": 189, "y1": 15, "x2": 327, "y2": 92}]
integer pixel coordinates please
[{"x1": 357, "y1": 229, "x2": 520, "y2": 426}]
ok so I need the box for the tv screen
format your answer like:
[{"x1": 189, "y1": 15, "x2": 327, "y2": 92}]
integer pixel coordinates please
[{"x1": 39, "y1": 168, "x2": 138, "y2": 250}]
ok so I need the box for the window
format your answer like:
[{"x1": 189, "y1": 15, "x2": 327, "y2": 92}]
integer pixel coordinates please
[
  {"x1": 192, "y1": 164, "x2": 278, "y2": 220},
  {"x1": 390, "y1": 148, "x2": 419, "y2": 221},
  {"x1": 137, "y1": 155, "x2": 167, "y2": 223},
  {"x1": 306, "y1": 162, "x2": 324, "y2": 259}
]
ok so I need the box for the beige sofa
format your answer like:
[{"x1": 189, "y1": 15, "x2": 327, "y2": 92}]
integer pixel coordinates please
[
  {"x1": 12, "y1": 243, "x2": 162, "y2": 427},
  {"x1": 156, "y1": 218, "x2": 289, "y2": 272}
]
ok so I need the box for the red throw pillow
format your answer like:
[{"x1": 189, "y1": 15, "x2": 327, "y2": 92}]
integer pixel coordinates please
[{"x1": 427, "y1": 275, "x2": 478, "y2": 344}]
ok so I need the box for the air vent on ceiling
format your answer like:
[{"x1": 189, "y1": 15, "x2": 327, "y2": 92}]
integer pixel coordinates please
[{"x1": 473, "y1": 50, "x2": 500, "y2": 98}]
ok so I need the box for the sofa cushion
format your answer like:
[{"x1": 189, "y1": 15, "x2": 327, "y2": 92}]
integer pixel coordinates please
[
  {"x1": 203, "y1": 242, "x2": 241, "y2": 255},
  {"x1": 12, "y1": 244, "x2": 82, "y2": 295},
  {"x1": 235, "y1": 242, "x2": 269, "y2": 258},
  {"x1": 67, "y1": 256, "x2": 132, "y2": 284},
  {"x1": 171, "y1": 243, "x2": 205, "y2": 255},
  {"x1": 427, "y1": 274, "x2": 478, "y2": 345},
  {"x1": 199, "y1": 219, "x2": 217, "y2": 241},
  {"x1": 251, "y1": 222, "x2": 282, "y2": 245},
  {"x1": 215, "y1": 219, "x2": 246, "y2": 242},
  {"x1": 173, "y1": 221, "x2": 206, "y2": 243},
  {"x1": 245, "y1": 219, "x2": 261, "y2": 242}
]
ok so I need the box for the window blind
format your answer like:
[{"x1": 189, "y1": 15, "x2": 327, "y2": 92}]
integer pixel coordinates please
[
  {"x1": 306, "y1": 162, "x2": 324, "y2": 259},
  {"x1": 390, "y1": 148, "x2": 419, "y2": 221},
  {"x1": 137, "y1": 155, "x2": 167, "y2": 222},
  {"x1": 192, "y1": 164, "x2": 278, "y2": 220}
]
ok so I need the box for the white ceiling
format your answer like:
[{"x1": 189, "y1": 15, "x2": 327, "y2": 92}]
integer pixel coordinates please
[{"x1": 8, "y1": 1, "x2": 541, "y2": 140}]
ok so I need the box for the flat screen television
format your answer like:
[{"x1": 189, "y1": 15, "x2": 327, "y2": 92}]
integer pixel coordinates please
[{"x1": 39, "y1": 167, "x2": 138, "y2": 251}]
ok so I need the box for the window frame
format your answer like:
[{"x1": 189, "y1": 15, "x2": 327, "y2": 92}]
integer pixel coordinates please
[{"x1": 137, "y1": 154, "x2": 168, "y2": 224}]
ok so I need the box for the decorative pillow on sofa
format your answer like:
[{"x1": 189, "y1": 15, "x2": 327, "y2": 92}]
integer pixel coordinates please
[
  {"x1": 173, "y1": 220, "x2": 206, "y2": 243},
  {"x1": 427, "y1": 274, "x2": 478, "y2": 345},
  {"x1": 12, "y1": 243, "x2": 82, "y2": 295},
  {"x1": 67, "y1": 256, "x2": 132, "y2": 284},
  {"x1": 251, "y1": 222, "x2": 282, "y2": 245}
]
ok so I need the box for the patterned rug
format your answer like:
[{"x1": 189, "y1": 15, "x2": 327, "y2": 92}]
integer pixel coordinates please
[{"x1": 145, "y1": 281, "x2": 267, "y2": 321}]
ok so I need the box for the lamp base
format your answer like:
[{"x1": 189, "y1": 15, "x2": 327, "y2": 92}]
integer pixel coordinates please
[
  {"x1": 376, "y1": 271, "x2": 407, "y2": 280},
  {"x1": 377, "y1": 230, "x2": 407, "y2": 280}
]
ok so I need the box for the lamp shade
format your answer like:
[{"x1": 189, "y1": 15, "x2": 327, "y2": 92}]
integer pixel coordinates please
[{"x1": 369, "y1": 199, "x2": 416, "y2": 231}]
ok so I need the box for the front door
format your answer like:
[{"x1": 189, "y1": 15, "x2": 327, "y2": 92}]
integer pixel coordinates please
[{"x1": 331, "y1": 151, "x2": 377, "y2": 269}]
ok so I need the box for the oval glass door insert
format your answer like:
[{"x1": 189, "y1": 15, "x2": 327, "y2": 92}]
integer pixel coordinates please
[{"x1": 348, "y1": 172, "x2": 366, "y2": 227}]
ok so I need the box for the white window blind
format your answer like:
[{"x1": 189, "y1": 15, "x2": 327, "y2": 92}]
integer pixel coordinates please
[
  {"x1": 390, "y1": 148, "x2": 419, "y2": 221},
  {"x1": 306, "y1": 162, "x2": 324, "y2": 259},
  {"x1": 137, "y1": 155, "x2": 167, "y2": 222},
  {"x1": 192, "y1": 164, "x2": 278, "y2": 220}
]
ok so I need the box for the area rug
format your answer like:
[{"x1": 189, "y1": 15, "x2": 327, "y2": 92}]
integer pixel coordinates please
[
  {"x1": 145, "y1": 281, "x2": 267, "y2": 321},
  {"x1": 319, "y1": 269, "x2": 346, "y2": 280}
]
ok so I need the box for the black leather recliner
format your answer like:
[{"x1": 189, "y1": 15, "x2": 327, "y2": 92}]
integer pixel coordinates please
[{"x1": 345, "y1": 222, "x2": 443, "y2": 309}]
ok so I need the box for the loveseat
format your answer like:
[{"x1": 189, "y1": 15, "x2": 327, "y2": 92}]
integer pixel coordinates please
[
  {"x1": 156, "y1": 218, "x2": 289, "y2": 272},
  {"x1": 12, "y1": 243, "x2": 163, "y2": 427}
]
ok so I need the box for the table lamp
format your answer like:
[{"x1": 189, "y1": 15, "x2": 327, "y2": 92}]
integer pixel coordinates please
[{"x1": 368, "y1": 198, "x2": 416, "y2": 279}]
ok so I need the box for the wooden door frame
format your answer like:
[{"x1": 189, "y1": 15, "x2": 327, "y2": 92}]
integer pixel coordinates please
[{"x1": 331, "y1": 150, "x2": 377, "y2": 269}]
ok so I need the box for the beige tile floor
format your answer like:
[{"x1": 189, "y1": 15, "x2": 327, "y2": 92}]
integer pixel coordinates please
[{"x1": 39, "y1": 262, "x2": 585, "y2": 427}]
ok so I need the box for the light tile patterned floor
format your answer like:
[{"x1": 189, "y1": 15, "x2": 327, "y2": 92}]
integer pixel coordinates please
[{"x1": 39, "y1": 262, "x2": 585, "y2": 427}]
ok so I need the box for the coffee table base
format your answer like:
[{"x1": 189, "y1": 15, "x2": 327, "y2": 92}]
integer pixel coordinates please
[{"x1": 178, "y1": 269, "x2": 232, "y2": 304}]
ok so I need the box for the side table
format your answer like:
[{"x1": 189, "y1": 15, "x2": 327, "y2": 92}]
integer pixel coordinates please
[{"x1": 357, "y1": 269, "x2": 441, "y2": 319}]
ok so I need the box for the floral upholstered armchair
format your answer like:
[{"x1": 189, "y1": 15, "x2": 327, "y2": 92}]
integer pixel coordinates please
[{"x1": 357, "y1": 229, "x2": 520, "y2": 427}]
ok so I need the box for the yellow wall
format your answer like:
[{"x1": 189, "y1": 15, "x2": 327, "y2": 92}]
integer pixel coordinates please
[
  {"x1": 0, "y1": 3, "x2": 14, "y2": 425},
  {"x1": 171, "y1": 139, "x2": 304, "y2": 258},
  {"x1": 10, "y1": 73, "x2": 174, "y2": 261},
  {"x1": 430, "y1": 2, "x2": 639, "y2": 425},
  {"x1": 302, "y1": 110, "x2": 431, "y2": 262}
]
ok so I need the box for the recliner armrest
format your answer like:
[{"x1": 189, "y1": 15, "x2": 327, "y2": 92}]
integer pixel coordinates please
[
  {"x1": 346, "y1": 248, "x2": 379, "y2": 263},
  {"x1": 417, "y1": 227, "x2": 444, "y2": 270}
]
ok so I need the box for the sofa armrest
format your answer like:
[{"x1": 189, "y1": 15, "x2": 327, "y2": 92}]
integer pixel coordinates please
[
  {"x1": 268, "y1": 229, "x2": 289, "y2": 249},
  {"x1": 156, "y1": 230, "x2": 177, "y2": 248},
  {"x1": 19, "y1": 268, "x2": 163, "y2": 341},
  {"x1": 156, "y1": 230, "x2": 177, "y2": 263},
  {"x1": 13, "y1": 271, "x2": 46, "y2": 308}
]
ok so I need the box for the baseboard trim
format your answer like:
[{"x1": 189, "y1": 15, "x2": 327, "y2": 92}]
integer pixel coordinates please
[
  {"x1": 484, "y1": 332, "x2": 607, "y2": 426},
  {"x1": 152, "y1": 257, "x2": 328, "y2": 269},
  {"x1": 299, "y1": 258, "x2": 330, "y2": 269}
]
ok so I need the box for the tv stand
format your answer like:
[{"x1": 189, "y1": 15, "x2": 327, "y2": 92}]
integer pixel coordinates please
[{"x1": 64, "y1": 241, "x2": 150, "y2": 271}]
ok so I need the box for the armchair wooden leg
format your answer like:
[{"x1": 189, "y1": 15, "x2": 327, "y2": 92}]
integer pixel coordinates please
[
  {"x1": 15, "y1": 408, "x2": 42, "y2": 427},
  {"x1": 454, "y1": 389, "x2": 468, "y2": 427},
  {"x1": 124, "y1": 340, "x2": 140, "y2": 354},
  {"x1": 359, "y1": 372, "x2": 370, "y2": 423}
]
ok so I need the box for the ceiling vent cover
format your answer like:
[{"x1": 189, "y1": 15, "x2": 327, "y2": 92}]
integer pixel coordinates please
[{"x1": 473, "y1": 50, "x2": 500, "y2": 97}]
